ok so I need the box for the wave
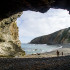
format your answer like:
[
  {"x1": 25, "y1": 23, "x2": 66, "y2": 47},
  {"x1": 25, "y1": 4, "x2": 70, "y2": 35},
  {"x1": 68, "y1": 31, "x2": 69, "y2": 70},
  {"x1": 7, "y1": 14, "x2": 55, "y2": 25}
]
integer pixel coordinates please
[
  {"x1": 47, "y1": 46, "x2": 63, "y2": 52},
  {"x1": 21, "y1": 44, "x2": 63, "y2": 54}
]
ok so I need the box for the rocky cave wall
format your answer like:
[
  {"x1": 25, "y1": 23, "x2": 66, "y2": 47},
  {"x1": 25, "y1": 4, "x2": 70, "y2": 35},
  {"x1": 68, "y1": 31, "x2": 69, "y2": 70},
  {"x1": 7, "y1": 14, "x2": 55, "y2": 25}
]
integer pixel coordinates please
[
  {"x1": 0, "y1": 13, "x2": 25, "y2": 57},
  {"x1": 0, "y1": 0, "x2": 70, "y2": 20},
  {"x1": 0, "y1": 0, "x2": 70, "y2": 57}
]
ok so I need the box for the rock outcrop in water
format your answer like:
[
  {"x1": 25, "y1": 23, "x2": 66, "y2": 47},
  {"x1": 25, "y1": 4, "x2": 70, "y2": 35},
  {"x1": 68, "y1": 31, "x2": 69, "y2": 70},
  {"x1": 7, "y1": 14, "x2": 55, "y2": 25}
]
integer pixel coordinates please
[{"x1": 30, "y1": 27, "x2": 70, "y2": 45}]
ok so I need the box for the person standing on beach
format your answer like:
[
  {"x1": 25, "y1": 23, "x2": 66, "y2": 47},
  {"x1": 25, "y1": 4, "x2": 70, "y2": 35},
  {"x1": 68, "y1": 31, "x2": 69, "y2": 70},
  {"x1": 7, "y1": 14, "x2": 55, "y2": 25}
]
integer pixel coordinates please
[
  {"x1": 56, "y1": 50, "x2": 59, "y2": 57},
  {"x1": 62, "y1": 52, "x2": 63, "y2": 56}
]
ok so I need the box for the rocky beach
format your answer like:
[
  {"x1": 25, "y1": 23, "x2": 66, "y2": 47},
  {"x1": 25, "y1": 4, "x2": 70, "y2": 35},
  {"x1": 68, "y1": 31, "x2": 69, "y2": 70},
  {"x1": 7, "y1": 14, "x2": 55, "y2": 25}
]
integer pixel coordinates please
[
  {"x1": 0, "y1": 44, "x2": 70, "y2": 70},
  {"x1": 0, "y1": 55, "x2": 70, "y2": 70},
  {"x1": 13, "y1": 46, "x2": 70, "y2": 70}
]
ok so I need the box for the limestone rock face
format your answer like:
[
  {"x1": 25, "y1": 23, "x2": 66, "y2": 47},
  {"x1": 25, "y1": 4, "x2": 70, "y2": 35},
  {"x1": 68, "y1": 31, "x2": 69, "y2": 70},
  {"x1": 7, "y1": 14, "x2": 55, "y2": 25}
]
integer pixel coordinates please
[
  {"x1": 30, "y1": 27, "x2": 70, "y2": 45},
  {"x1": 0, "y1": 21, "x2": 25, "y2": 57}
]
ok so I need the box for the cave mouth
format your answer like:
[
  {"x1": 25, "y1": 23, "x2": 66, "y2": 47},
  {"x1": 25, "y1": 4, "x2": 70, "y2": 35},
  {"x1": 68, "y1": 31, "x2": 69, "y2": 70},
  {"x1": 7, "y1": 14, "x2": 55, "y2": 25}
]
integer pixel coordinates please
[{"x1": 16, "y1": 8, "x2": 70, "y2": 44}]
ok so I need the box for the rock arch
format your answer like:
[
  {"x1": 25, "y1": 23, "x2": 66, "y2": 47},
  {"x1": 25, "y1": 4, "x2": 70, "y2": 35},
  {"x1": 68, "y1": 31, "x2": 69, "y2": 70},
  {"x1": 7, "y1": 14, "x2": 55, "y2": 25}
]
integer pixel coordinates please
[{"x1": 0, "y1": 0, "x2": 70, "y2": 57}]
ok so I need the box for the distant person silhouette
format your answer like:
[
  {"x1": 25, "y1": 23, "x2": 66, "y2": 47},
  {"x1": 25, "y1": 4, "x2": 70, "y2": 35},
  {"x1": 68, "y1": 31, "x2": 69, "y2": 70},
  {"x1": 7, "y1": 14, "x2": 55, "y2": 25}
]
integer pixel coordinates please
[
  {"x1": 56, "y1": 50, "x2": 59, "y2": 57},
  {"x1": 62, "y1": 52, "x2": 63, "y2": 56}
]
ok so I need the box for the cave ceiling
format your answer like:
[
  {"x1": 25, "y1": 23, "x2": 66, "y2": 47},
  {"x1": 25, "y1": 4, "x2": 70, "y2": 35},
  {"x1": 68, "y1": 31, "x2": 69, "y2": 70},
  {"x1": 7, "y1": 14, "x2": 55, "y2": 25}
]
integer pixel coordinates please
[{"x1": 0, "y1": 0, "x2": 70, "y2": 20}]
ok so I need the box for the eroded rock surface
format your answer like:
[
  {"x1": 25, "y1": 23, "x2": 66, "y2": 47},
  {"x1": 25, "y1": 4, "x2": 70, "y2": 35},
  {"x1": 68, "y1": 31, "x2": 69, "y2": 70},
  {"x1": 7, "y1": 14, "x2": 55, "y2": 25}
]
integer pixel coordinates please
[{"x1": 0, "y1": 21, "x2": 25, "y2": 57}]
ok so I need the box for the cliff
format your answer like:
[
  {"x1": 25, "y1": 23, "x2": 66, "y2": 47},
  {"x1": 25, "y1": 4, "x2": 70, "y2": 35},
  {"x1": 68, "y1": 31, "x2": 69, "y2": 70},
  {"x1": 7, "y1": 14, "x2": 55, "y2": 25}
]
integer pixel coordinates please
[
  {"x1": 0, "y1": 21, "x2": 25, "y2": 57},
  {"x1": 30, "y1": 27, "x2": 70, "y2": 45}
]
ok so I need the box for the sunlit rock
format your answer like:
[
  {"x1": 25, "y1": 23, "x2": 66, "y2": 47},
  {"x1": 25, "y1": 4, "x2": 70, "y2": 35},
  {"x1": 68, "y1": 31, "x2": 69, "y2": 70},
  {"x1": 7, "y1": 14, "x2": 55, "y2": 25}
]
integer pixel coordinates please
[{"x1": 0, "y1": 21, "x2": 25, "y2": 57}]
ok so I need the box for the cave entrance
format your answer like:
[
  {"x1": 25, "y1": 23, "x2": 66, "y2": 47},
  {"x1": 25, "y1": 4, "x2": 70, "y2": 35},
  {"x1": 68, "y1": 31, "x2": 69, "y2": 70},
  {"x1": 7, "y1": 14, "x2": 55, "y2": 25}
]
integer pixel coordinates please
[
  {"x1": 16, "y1": 8, "x2": 70, "y2": 55},
  {"x1": 17, "y1": 8, "x2": 70, "y2": 44}
]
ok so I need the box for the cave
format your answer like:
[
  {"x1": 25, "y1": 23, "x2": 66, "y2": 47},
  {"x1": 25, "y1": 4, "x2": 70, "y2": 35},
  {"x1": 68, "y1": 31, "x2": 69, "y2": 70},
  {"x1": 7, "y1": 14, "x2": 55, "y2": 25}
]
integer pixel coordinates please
[
  {"x1": 0, "y1": 0, "x2": 70, "y2": 70},
  {"x1": 0, "y1": 0, "x2": 70, "y2": 57}
]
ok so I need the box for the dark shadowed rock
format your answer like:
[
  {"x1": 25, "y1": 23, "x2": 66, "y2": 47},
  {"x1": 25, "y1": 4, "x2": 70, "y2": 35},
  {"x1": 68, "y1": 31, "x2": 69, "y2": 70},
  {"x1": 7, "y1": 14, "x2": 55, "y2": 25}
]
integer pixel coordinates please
[{"x1": 0, "y1": 0, "x2": 70, "y2": 20}]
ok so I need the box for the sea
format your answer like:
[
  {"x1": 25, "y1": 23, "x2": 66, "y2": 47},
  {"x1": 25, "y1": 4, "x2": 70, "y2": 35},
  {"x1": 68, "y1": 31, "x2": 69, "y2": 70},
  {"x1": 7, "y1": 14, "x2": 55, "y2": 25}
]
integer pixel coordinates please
[{"x1": 21, "y1": 43, "x2": 62, "y2": 55}]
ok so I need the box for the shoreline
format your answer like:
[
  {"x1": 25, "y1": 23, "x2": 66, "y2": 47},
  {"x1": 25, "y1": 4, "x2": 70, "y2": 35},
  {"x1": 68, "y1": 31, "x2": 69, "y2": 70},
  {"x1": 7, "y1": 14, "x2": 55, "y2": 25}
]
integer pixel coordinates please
[{"x1": 22, "y1": 47, "x2": 70, "y2": 58}]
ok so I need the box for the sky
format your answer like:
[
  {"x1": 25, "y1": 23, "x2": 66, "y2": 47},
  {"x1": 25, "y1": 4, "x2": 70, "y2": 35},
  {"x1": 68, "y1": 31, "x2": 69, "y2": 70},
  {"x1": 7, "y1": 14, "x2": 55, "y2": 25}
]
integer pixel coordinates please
[{"x1": 16, "y1": 8, "x2": 70, "y2": 43}]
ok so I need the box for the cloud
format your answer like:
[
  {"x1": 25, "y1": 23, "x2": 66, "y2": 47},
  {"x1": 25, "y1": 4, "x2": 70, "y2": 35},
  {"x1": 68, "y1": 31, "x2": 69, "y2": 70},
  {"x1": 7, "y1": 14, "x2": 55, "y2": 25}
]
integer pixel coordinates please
[{"x1": 17, "y1": 8, "x2": 70, "y2": 43}]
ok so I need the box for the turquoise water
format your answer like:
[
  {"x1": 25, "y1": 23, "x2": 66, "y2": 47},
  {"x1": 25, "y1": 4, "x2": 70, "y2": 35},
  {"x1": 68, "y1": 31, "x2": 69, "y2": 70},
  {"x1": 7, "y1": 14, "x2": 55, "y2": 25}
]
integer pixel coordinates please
[{"x1": 21, "y1": 44, "x2": 62, "y2": 54}]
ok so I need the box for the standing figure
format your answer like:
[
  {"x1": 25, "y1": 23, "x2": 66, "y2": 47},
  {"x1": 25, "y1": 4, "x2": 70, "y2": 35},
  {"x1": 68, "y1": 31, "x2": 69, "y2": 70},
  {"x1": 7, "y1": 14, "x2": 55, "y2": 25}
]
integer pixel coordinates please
[
  {"x1": 56, "y1": 50, "x2": 59, "y2": 57},
  {"x1": 62, "y1": 52, "x2": 63, "y2": 56}
]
